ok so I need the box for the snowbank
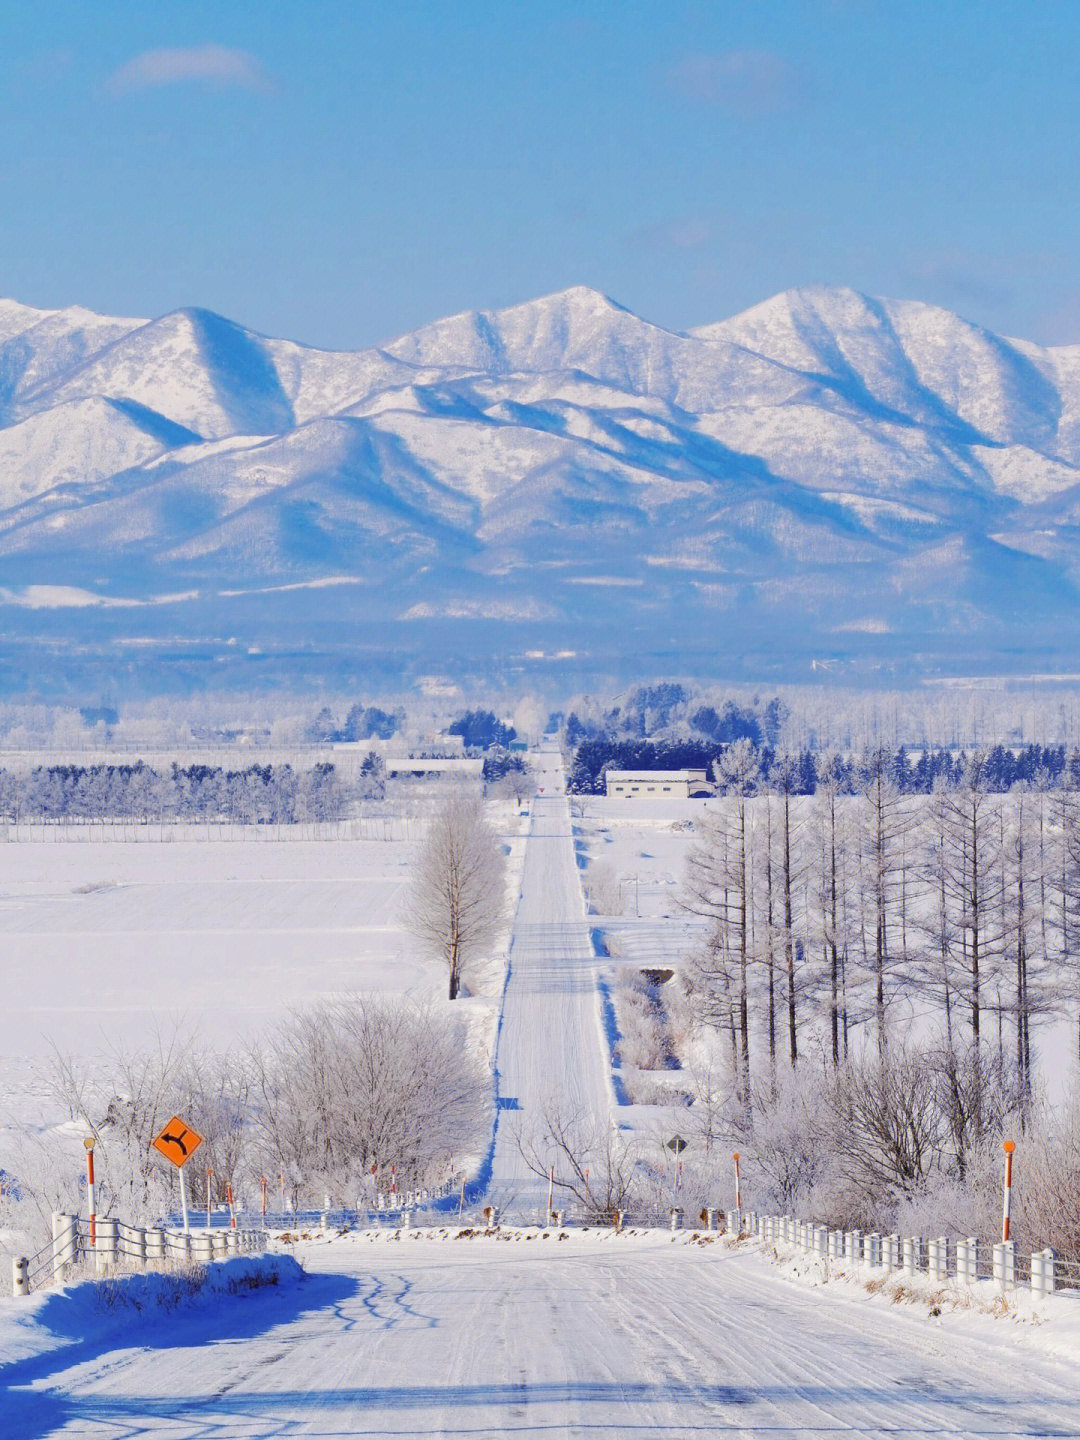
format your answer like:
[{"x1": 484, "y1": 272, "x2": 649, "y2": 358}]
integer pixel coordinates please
[{"x1": 0, "y1": 1253, "x2": 302, "y2": 1371}]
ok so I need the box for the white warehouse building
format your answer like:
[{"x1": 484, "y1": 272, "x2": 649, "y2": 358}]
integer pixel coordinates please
[{"x1": 604, "y1": 768, "x2": 714, "y2": 799}]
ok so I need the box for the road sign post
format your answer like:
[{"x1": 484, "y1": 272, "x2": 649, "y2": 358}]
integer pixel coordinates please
[
  {"x1": 666, "y1": 1133, "x2": 688, "y2": 1199},
  {"x1": 151, "y1": 1115, "x2": 204, "y2": 1235}
]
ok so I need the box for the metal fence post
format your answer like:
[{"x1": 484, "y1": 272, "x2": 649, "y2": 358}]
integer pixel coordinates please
[
  {"x1": 52, "y1": 1212, "x2": 77, "y2": 1280},
  {"x1": 934, "y1": 1235, "x2": 950, "y2": 1282},
  {"x1": 902, "y1": 1236, "x2": 919, "y2": 1277},
  {"x1": 96, "y1": 1217, "x2": 119, "y2": 1273},
  {"x1": 1031, "y1": 1247, "x2": 1055, "y2": 1298},
  {"x1": 993, "y1": 1240, "x2": 1016, "y2": 1290},
  {"x1": 969, "y1": 1236, "x2": 981, "y2": 1283}
]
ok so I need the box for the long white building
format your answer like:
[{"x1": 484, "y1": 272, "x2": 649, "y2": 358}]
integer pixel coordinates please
[{"x1": 604, "y1": 768, "x2": 714, "y2": 799}]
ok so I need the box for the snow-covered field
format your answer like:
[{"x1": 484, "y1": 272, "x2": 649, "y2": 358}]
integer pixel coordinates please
[
  {"x1": 0, "y1": 797, "x2": 527, "y2": 1144},
  {"x1": 3, "y1": 1227, "x2": 1079, "y2": 1438}
]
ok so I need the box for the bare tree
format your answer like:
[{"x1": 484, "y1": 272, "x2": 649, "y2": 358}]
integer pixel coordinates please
[
  {"x1": 814, "y1": 754, "x2": 850, "y2": 1068},
  {"x1": 682, "y1": 740, "x2": 757, "y2": 1104},
  {"x1": 406, "y1": 792, "x2": 507, "y2": 999},
  {"x1": 771, "y1": 755, "x2": 805, "y2": 1066},
  {"x1": 829, "y1": 1048, "x2": 945, "y2": 1201},
  {"x1": 854, "y1": 748, "x2": 912, "y2": 1055},
  {"x1": 516, "y1": 1102, "x2": 640, "y2": 1218}
]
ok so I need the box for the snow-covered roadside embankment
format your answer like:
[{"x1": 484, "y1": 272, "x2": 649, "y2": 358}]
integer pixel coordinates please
[
  {"x1": 0, "y1": 1253, "x2": 302, "y2": 1373},
  {"x1": 730, "y1": 1221, "x2": 1080, "y2": 1365}
]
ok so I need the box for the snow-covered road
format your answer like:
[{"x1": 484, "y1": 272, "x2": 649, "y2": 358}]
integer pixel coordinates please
[
  {"x1": 488, "y1": 749, "x2": 612, "y2": 1210},
  {"x1": 6, "y1": 757, "x2": 1080, "y2": 1437},
  {"x1": 7, "y1": 1233, "x2": 1079, "y2": 1437}
]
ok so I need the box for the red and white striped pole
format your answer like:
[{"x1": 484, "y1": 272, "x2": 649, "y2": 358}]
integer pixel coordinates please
[
  {"x1": 226, "y1": 1182, "x2": 236, "y2": 1229},
  {"x1": 733, "y1": 1151, "x2": 742, "y2": 1211},
  {"x1": 547, "y1": 1163, "x2": 554, "y2": 1221},
  {"x1": 206, "y1": 1168, "x2": 213, "y2": 1229},
  {"x1": 84, "y1": 1137, "x2": 96, "y2": 1248},
  {"x1": 1002, "y1": 1139, "x2": 1016, "y2": 1242}
]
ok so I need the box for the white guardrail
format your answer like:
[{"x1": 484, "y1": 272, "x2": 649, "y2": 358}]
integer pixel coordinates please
[
  {"x1": 725, "y1": 1209, "x2": 1075, "y2": 1298},
  {"x1": 11, "y1": 1213, "x2": 270, "y2": 1297}
]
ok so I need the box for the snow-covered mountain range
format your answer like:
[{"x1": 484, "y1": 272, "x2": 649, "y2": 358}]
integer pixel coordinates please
[{"x1": 3, "y1": 284, "x2": 1080, "y2": 694}]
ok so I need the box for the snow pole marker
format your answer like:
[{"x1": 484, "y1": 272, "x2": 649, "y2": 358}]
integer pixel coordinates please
[
  {"x1": 1002, "y1": 1139, "x2": 1015, "y2": 1242},
  {"x1": 547, "y1": 1163, "x2": 554, "y2": 1222},
  {"x1": 260, "y1": 1175, "x2": 267, "y2": 1219},
  {"x1": 733, "y1": 1151, "x2": 742, "y2": 1211},
  {"x1": 226, "y1": 1182, "x2": 236, "y2": 1229},
  {"x1": 84, "y1": 1137, "x2": 96, "y2": 1250},
  {"x1": 459, "y1": 1173, "x2": 466, "y2": 1216}
]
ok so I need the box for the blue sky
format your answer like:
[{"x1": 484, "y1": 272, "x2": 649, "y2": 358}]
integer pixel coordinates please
[{"x1": 3, "y1": 1, "x2": 1079, "y2": 349}]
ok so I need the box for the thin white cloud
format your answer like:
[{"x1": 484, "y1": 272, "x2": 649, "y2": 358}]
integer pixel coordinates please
[
  {"x1": 665, "y1": 50, "x2": 802, "y2": 117},
  {"x1": 108, "y1": 44, "x2": 273, "y2": 96},
  {"x1": 631, "y1": 215, "x2": 715, "y2": 254}
]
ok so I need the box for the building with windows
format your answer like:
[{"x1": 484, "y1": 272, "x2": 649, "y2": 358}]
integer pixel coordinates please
[{"x1": 604, "y1": 769, "x2": 713, "y2": 799}]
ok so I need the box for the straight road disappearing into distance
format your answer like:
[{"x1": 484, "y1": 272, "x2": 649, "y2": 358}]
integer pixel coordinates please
[{"x1": 488, "y1": 746, "x2": 612, "y2": 1212}]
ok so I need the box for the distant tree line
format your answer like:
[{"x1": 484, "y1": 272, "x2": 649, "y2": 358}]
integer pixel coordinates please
[
  {"x1": 308, "y1": 704, "x2": 402, "y2": 743},
  {"x1": 562, "y1": 689, "x2": 784, "y2": 750},
  {"x1": 481, "y1": 747, "x2": 528, "y2": 783},
  {"x1": 449, "y1": 710, "x2": 516, "y2": 750},
  {"x1": 568, "y1": 740, "x2": 1076, "y2": 796},
  {"x1": 0, "y1": 761, "x2": 352, "y2": 824}
]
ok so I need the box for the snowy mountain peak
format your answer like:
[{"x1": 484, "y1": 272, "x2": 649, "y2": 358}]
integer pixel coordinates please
[{"x1": 4, "y1": 282, "x2": 1080, "y2": 690}]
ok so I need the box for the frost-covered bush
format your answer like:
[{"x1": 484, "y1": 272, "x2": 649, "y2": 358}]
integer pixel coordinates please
[
  {"x1": 614, "y1": 970, "x2": 673, "y2": 1071},
  {"x1": 248, "y1": 997, "x2": 491, "y2": 1203},
  {"x1": 4, "y1": 1032, "x2": 249, "y2": 1256},
  {"x1": 4, "y1": 999, "x2": 490, "y2": 1257}
]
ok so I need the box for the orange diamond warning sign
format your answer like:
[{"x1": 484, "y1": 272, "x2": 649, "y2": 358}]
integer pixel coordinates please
[{"x1": 152, "y1": 1116, "x2": 204, "y2": 1168}]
